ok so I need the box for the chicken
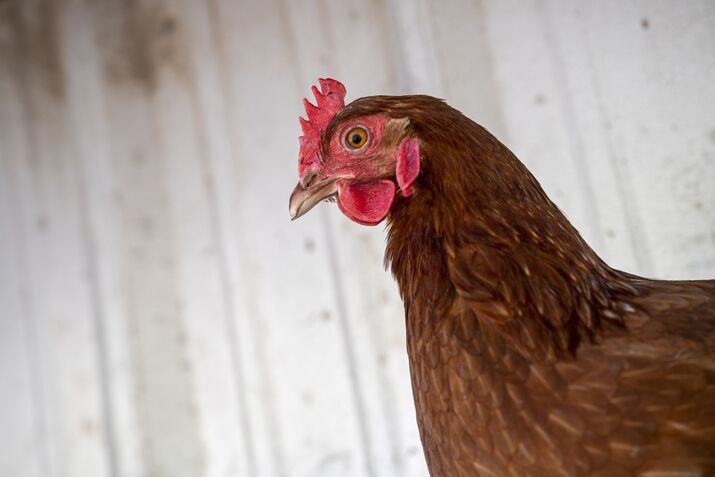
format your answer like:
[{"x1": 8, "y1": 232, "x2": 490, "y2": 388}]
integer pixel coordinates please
[{"x1": 289, "y1": 79, "x2": 715, "y2": 477}]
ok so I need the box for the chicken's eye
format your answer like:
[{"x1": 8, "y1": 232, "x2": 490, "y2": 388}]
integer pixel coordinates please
[{"x1": 345, "y1": 127, "x2": 368, "y2": 149}]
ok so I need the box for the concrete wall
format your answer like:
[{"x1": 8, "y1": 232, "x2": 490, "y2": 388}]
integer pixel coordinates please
[{"x1": 0, "y1": 1, "x2": 713, "y2": 476}]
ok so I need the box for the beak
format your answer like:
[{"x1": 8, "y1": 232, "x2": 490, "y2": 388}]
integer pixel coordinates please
[{"x1": 289, "y1": 178, "x2": 339, "y2": 220}]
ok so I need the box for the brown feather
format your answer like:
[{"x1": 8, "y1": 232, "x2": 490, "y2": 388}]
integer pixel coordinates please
[{"x1": 329, "y1": 95, "x2": 715, "y2": 476}]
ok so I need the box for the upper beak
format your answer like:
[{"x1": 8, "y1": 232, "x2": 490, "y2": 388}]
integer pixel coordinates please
[{"x1": 289, "y1": 178, "x2": 339, "y2": 220}]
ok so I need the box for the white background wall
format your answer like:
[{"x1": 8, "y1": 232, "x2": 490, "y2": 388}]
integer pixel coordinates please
[{"x1": 1, "y1": 1, "x2": 713, "y2": 476}]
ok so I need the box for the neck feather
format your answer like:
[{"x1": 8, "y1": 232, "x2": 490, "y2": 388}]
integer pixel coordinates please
[{"x1": 385, "y1": 115, "x2": 638, "y2": 359}]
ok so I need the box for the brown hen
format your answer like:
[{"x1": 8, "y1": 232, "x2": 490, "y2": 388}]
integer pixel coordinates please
[{"x1": 289, "y1": 79, "x2": 715, "y2": 477}]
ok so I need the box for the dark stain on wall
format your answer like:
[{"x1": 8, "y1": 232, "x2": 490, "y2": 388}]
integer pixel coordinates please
[
  {"x1": 0, "y1": 0, "x2": 66, "y2": 100},
  {"x1": 91, "y1": 0, "x2": 188, "y2": 93}
]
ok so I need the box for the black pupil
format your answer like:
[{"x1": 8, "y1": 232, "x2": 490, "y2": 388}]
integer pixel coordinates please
[{"x1": 351, "y1": 133, "x2": 363, "y2": 145}]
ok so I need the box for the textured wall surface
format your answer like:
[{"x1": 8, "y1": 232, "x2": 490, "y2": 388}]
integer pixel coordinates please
[{"x1": 1, "y1": 1, "x2": 714, "y2": 476}]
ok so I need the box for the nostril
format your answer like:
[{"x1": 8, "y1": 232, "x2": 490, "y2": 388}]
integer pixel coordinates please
[{"x1": 301, "y1": 170, "x2": 318, "y2": 188}]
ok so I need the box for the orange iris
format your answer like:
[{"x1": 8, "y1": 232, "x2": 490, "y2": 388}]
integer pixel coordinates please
[{"x1": 345, "y1": 127, "x2": 368, "y2": 149}]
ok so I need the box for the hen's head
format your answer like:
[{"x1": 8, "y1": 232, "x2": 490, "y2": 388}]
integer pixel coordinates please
[{"x1": 289, "y1": 78, "x2": 421, "y2": 225}]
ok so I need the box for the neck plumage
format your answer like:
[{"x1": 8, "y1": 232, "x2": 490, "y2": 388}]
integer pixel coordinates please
[{"x1": 384, "y1": 117, "x2": 638, "y2": 360}]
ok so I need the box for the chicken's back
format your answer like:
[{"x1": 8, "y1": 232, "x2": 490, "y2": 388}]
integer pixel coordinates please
[
  {"x1": 626, "y1": 277, "x2": 715, "y2": 347},
  {"x1": 583, "y1": 276, "x2": 715, "y2": 475},
  {"x1": 404, "y1": 275, "x2": 715, "y2": 477}
]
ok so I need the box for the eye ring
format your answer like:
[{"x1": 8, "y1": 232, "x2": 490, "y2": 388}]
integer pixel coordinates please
[{"x1": 344, "y1": 127, "x2": 368, "y2": 150}]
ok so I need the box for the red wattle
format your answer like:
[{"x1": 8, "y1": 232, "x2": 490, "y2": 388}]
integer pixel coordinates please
[{"x1": 337, "y1": 180, "x2": 396, "y2": 226}]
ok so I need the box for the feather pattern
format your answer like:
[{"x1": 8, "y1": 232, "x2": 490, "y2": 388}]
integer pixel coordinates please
[
  {"x1": 307, "y1": 93, "x2": 715, "y2": 476},
  {"x1": 329, "y1": 96, "x2": 715, "y2": 476}
]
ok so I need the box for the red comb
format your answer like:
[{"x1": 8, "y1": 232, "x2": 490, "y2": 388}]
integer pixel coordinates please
[{"x1": 298, "y1": 78, "x2": 346, "y2": 178}]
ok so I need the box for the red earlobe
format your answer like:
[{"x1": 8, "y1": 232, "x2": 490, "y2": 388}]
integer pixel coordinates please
[
  {"x1": 396, "y1": 138, "x2": 420, "y2": 196},
  {"x1": 337, "y1": 180, "x2": 396, "y2": 226}
]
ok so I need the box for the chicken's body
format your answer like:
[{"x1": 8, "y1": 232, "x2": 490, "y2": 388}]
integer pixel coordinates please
[
  {"x1": 403, "y1": 279, "x2": 715, "y2": 477},
  {"x1": 289, "y1": 81, "x2": 715, "y2": 476},
  {"x1": 389, "y1": 200, "x2": 715, "y2": 476}
]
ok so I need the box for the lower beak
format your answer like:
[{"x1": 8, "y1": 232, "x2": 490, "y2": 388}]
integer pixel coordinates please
[{"x1": 289, "y1": 178, "x2": 339, "y2": 220}]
